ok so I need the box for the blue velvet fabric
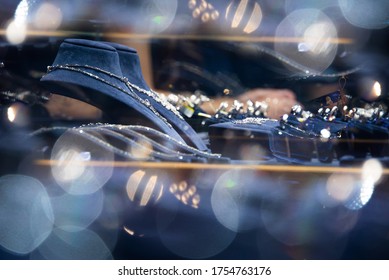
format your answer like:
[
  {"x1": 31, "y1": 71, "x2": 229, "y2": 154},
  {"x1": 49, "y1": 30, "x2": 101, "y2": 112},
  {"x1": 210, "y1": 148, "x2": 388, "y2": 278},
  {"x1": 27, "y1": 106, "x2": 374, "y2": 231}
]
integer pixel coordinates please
[
  {"x1": 40, "y1": 39, "x2": 185, "y2": 143},
  {"x1": 104, "y1": 41, "x2": 208, "y2": 151}
]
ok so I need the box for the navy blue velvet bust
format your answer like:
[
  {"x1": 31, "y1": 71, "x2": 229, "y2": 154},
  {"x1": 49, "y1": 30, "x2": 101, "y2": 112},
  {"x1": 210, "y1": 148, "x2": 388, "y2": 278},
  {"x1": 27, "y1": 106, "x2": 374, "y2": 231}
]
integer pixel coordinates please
[
  {"x1": 40, "y1": 39, "x2": 185, "y2": 142},
  {"x1": 104, "y1": 41, "x2": 208, "y2": 151}
]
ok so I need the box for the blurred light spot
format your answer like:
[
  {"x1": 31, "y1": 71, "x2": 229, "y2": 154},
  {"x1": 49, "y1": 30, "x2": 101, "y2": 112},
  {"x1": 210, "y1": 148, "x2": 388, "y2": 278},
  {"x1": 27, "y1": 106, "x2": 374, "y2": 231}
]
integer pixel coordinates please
[
  {"x1": 303, "y1": 22, "x2": 335, "y2": 55},
  {"x1": 193, "y1": 8, "x2": 201, "y2": 18},
  {"x1": 360, "y1": 78, "x2": 382, "y2": 101},
  {"x1": 179, "y1": 180, "x2": 188, "y2": 192},
  {"x1": 169, "y1": 181, "x2": 200, "y2": 208},
  {"x1": 0, "y1": 175, "x2": 54, "y2": 255},
  {"x1": 157, "y1": 194, "x2": 236, "y2": 259},
  {"x1": 53, "y1": 148, "x2": 87, "y2": 182},
  {"x1": 6, "y1": 103, "x2": 30, "y2": 126},
  {"x1": 14, "y1": 0, "x2": 29, "y2": 24},
  {"x1": 201, "y1": 12, "x2": 210, "y2": 22},
  {"x1": 130, "y1": 138, "x2": 153, "y2": 160},
  {"x1": 372, "y1": 81, "x2": 382, "y2": 98},
  {"x1": 169, "y1": 182, "x2": 178, "y2": 193},
  {"x1": 34, "y1": 228, "x2": 113, "y2": 260},
  {"x1": 243, "y1": 1, "x2": 262, "y2": 34},
  {"x1": 298, "y1": 42, "x2": 310, "y2": 52},
  {"x1": 190, "y1": 0, "x2": 220, "y2": 22},
  {"x1": 226, "y1": 0, "x2": 262, "y2": 34},
  {"x1": 126, "y1": 170, "x2": 145, "y2": 201},
  {"x1": 123, "y1": 227, "x2": 135, "y2": 236},
  {"x1": 140, "y1": 175, "x2": 158, "y2": 206},
  {"x1": 188, "y1": 0, "x2": 196, "y2": 10},
  {"x1": 345, "y1": 181, "x2": 375, "y2": 210},
  {"x1": 126, "y1": 170, "x2": 164, "y2": 207},
  {"x1": 211, "y1": 10, "x2": 220, "y2": 20},
  {"x1": 188, "y1": 185, "x2": 196, "y2": 196},
  {"x1": 239, "y1": 144, "x2": 266, "y2": 161},
  {"x1": 285, "y1": 0, "x2": 339, "y2": 14},
  {"x1": 320, "y1": 128, "x2": 331, "y2": 139},
  {"x1": 50, "y1": 190, "x2": 104, "y2": 232},
  {"x1": 230, "y1": 0, "x2": 248, "y2": 28},
  {"x1": 326, "y1": 173, "x2": 355, "y2": 202},
  {"x1": 362, "y1": 159, "x2": 383, "y2": 184},
  {"x1": 51, "y1": 131, "x2": 114, "y2": 195},
  {"x1": 7, "y1": 106, "x2": 16, "y2": 122},
  {"x1": 339, "y1": 0, "x2": 389, "y2": 29},
  {"x1": 212, "y1": 170, "x2": 265, "y2": 232},
  {"x1": 275, "y1": 9, "x2": 338, "y2": 73},
  {"x1": 135, "y1": 0, "x2": 178, "y2": 34},
  {"x1": 6, "y1": 20, "x2": 27, "y2": 45},
  {"x1": 33, "y1": 2, "x2": 62, "y2": 30}
]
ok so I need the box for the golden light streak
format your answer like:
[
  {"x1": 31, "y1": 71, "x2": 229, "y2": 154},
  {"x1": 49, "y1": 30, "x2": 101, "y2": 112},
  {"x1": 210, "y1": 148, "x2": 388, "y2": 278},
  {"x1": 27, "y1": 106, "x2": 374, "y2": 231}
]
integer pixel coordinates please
[
  {"x1": 0, "y1": 29, "x2": 354, "y2": 44},
  {"x1": 35, "y1": 159, "x2": 389, "y2": 175}
]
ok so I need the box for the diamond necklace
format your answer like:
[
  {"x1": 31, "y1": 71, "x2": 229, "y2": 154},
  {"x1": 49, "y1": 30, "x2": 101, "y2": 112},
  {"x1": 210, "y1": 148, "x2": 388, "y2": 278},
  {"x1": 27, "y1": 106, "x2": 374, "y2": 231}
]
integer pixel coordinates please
[
  {"x1": 46, "y1": 64, "x2": 173, "y2": 128},
  {"x1": 47, "y1": 64, "x2": 183, "y2": 121}
]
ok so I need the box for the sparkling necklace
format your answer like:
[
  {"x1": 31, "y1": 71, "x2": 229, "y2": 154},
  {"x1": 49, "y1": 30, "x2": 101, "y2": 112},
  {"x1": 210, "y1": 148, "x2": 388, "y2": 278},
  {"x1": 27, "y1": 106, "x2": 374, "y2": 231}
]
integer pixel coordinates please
[
  {"x1": 82, "y1": 126, "x2": 197, "y2": 161},
  {"x1": 127, "y1": 125, "x2": 220, "y2": 158},
  {"x1": 31, "y1": 124, "x2": 221, "y2": 160},
  {"x1": 46, "y1": 64, "x2": 172, "y2": 128},
  {"x1": 233, "y1": 118, "x2": 278, "y2": 125},
  {"x1": 47, "y1": 64, "x2": 183, "y2": 121}
]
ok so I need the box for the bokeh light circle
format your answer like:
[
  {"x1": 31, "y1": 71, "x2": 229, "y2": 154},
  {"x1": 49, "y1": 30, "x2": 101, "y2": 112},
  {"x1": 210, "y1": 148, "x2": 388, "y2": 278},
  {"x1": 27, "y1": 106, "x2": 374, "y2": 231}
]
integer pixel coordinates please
[
  {"x1": 339, "y1": 0, "x2": 389, "y2": 29},
  {"x1": 51, "y1": 130, "x2": 114, "y2": 195},
  {"x1": 275, "y1": 8, "x2": 338, "y2": 74},
  {"x1": 211, "y1": 169, "x2": 273, "y2": 232},
  {"x1": 50, "y1": 189, "x2": 104, "y2": 232},
  {"x1": 32, "y1": 227, "x2": 112, "y2": 260},
  {"x1": 133, "y1": 0, "x2": 178, "y2": 34},
  {"x1": 0, "y1": 175, "x2": 54, "y2": 255}
]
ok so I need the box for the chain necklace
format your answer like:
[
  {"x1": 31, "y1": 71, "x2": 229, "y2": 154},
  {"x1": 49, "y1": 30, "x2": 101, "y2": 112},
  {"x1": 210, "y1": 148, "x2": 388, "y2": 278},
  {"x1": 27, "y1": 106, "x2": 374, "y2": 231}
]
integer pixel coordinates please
[
  {"x1": 46, "y1": 64, "x2": 172, "y2": 128},
  {"x1": 123, "y1": 79, "x2": 184, "y2": 120},
  {"x1": 233, "y1": 118, "x2": 278, "y2": 125},
  {"x1": 99, "y1": 125, "x2": 195, "y2": 157},
  {"x1": 47, "y1": 64, "x2": 183, "y2": 121},
  {"x1": 127, "y1": 125, "x2": 221, "y2": 158},
  {"x1": 31, "y1": 124, "x2": 221, "y2": 160},
  {"x1": 82, "y1": 126, "x2": 196, "y2": 161}
]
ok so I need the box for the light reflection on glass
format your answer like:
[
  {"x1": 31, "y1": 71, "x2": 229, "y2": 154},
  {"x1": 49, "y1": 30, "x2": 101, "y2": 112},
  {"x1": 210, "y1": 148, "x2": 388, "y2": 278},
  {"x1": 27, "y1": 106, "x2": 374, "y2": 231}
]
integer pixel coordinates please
[
  {"x1": 6, "y1": 19, "x2": 27, "y2": 45},
  {"x1": 51, "y1": 131, "x2": 114, "y2": 195},
  {"x1": 7, "y1": 106, "x2": 16, "y2": 123},
  {"x1": 32, "y1": 228, "x2": 113, "y2": 260},
  {"x1": 326, "y1": 173, "x2": 355, "y2": 203},
  {"x1": 285, "y1": 0, "x2": 339, "y2": 14},
  {"x1": 212, "y1": 170, "x2": 270, "y2": 232},
  {"x1": 359, "y1": 78, "x2": 382, "y2": 101},
  {"x1": 133, "y1": 0, "x2": 178, "y2": 34},
  {"x1": 50, "y1": 189, "x2": 104, "y2": 232},
  {"x1": 362, "y1": 159, "x2": 383, "y2": 185},
  {"x1": 339, "y1": 0, "x2": 389, "y2": 29},
  {"x1": 126, "y1": 170, "x2": 164, "y2": 207},
  {"x1": 226, "y1": 0, "x2": 263, "y2": 34},
  {"x1": 275, "y1": 8, "x2": 338, "y2": 73},
  {"x1": 0, "y1": 175, "x2": 54, "y2": 255},
  {"x1": 169, "y1": 180, "x2": 200, "y2": 208},
  {"x1": 6, "y1": 103, "x2": 30, "y2": 127},
  {"x1": 372, "y1": 81, "x2": 382, "y2": 98},
  {"x1": 33, "y1": 2, "x2": 63, "y2": 30},
  {"x1": 345, "y1": 181, "x2": 375, "y2": 210}
]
